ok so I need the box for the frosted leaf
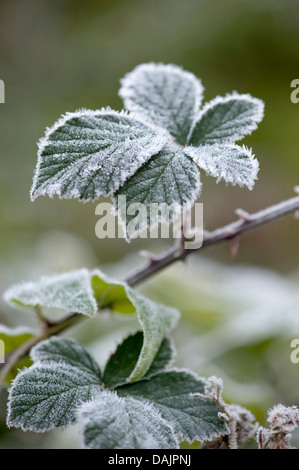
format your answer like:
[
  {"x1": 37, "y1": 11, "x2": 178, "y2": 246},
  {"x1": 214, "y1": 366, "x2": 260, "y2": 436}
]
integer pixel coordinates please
[
  {"x1": 3, "y1": 269, "x2": 97, "y2": 317},
  {"x1": 92, "y1": 269, "x2": 180, "y2": 383},
  {"x1": 103, "y1": 332, "x2": 175, "y2": 389},
  {"x1": 115, "y1": 143, "x2": 202, "y2": 237},
  {"x1": 117, "y1": 370, "x2": 227, "y2": 443},
  {"x1": 31, "y1": 108, "x2": 168, "y2": 201},
  {"x1": 185, "y1": 144, "x2": 259, "y2": 190},
  {"x1": 7, "y1": 359, "x2": 103, "y2": 432},
  {"x1": 119, "y1": 63, "x2": 204, "y2": 144},
  {"x1": 188, "y1": 93, "x2": 264, "y2": 146},
  {"x1": 78, "y1": 391, "x2": 178, "y2": 449},
  {"x1": 0, "y1": 326, "x2": 36, "y2": 385},
  {"x1": 31, "y1": 337, "x2": 101, "y2": 378},
  {"x1": 126, "y1": 290, "x2": 180, "y2": 383}
]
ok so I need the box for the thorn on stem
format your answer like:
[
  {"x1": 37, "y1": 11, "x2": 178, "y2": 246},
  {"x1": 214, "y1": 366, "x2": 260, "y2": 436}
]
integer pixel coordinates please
[
  {"x1": 294, "y1": 186, "x2": 299, "y2": 195},
  {"x1": 235, "y1": 208, "x2": 251, "y2": 222},
  {"x1": 139, "y1": 250, "x2": 158, "y2": 265},
  {"x1": 294, "y1": 210, "x2": 299, "y2": 220}
]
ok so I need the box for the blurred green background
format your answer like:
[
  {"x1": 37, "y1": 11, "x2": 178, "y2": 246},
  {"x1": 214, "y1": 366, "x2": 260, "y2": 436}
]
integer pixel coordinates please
[{"x1": 0, "y1": 0, "x2": 298, "y2": 448}]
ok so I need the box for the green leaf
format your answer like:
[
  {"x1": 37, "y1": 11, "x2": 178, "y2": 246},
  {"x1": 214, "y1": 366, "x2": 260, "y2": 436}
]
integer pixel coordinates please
[
  {"x1": 119, "y1": 63, "x2": 204, "y2": 145},
  {"x1": 7, "y1": 338, "x2": 103, "y2": 432},
  {"x1": 115, "y1": 143, "x2": 201, "y2": 238},
  {"x1": 185, "y1": 143, "x2": 259, "y2": 190},
  {"x1": 117, "y1": 370, "x2": 227, "y2": 443},
  {"x1": 31, "y1": 336, "x2": 101, "y2": 378},
  {"x1": 91, "y1": 270, "x2": 135, "y2": 314},
  {"x1": 0, "y1": 326, "x2": 36, "y2": 385},
  {"x1": 3, "y1": 269, "x2": 98, "y2": 317},
  {"x1": 103, "y1": 332, "x2": 175, "y2": 389},
  {"x1": 4, "y1": 267, "x2": 180, "y2": 384},
  {"x1": 31, "y1": 109, "x2": 168, "y2": 201},
  {"x1": 125, "y1": 290, "x2": 180, "y2": 382},
  {"x1": 188, "y1": 93, "x2": 264, "y2": 146},
  {"x1": 78, "y1": 391, "x2": 178, "y2": 449},
  {"x1": 91, "y1": 270, "x2": 180, "y2": 382}
]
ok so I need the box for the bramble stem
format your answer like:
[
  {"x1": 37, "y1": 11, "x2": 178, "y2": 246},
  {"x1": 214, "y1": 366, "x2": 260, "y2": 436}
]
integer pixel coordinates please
[{"x1": 124, "y1": 193, "x2": 299, "y2": 285}]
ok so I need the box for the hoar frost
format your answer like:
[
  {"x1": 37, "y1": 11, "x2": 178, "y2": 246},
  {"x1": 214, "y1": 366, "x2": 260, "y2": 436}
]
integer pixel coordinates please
[{"x1": 30, "y1": 63, "x2": 264, "y2": 237}]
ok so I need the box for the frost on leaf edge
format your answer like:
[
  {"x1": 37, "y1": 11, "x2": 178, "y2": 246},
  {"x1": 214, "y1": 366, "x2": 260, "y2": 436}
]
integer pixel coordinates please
[
  {"x1": 187, "y1": 91, "x2": 265, "y2": 145},
  {"x1": 76, "y1": 390, "x2": 179, "y2": 449},
  {"x1": 185, "y1": 143, "x2": 260, "y2": 190},
  {"x1": 30, "y1": 107, "x2": 170, "y2": 203},
  {"x1": 3, "y1": 268, "x2": 98, "y2": 317},
  {"x1": 119, "y1": 62, "x2": 205, "y2": 123},
  {"x1": 112, "y1": 144, "x2": 203, "y2": 241}
]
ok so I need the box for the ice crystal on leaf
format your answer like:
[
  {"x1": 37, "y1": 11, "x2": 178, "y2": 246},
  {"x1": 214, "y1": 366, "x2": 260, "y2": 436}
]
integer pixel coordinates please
[
  {"x1": 187, "y1": 92, "x2": 264, "y2": 146},
  {"x1": 119, "y1": 62, "x2": 204, "y2": 145},
  {"x1": 3, "y1": 269, "x2": 97, "y2": 317},
  {"x1": 185, "y1": 144, "x2": 259, "y2": 189},
  {"x1": 78, "y1": 392, "x2": 178, "y2": 449},
  {"x1": 31, "y1": 109, "x2": 168, "y2": 201},
  {"x1": 7, "y1": 336, "x2": 226, "y2": 448},
  {"x1": 7, "y1": 338, "x2": 103, "y2": 432},
  {"x1": 3, "y1": 268, "x2": 180, "y2": 383}
]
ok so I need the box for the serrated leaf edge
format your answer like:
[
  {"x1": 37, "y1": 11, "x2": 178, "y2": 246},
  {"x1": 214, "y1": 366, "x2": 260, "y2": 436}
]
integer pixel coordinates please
[
  {"x1": 77, "y1": 390, "x2": 179, "y2": 449},
  {"x1": 187, "y1": 91, "x2": 265, "y2": 144},
  {"x1": 30, "y1": 107, "x2": 170, "y2": 202},
  {"x1": 119, "y1": 62, "x2": 205, "y2": 125}
]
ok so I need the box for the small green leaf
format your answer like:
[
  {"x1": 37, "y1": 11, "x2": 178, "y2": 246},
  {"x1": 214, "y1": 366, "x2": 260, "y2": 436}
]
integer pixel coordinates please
[
  {"x1": 103, "y1": 332, "x2": 175, "y2": 389},
  {"x1": 119, "y1": 63, "x2": 204, "y2": 145},
  {"x1": 188, "y1": 93, "x2": 264, "y2": 146},
  {"x1": 185, "y1": 143, "x2": 259, "y2": 190},
  {"x1": 125, "y1": 290, "x2": 180, "y2": 383},
  {"x1": 91, "y1": 270, "x2": 180, "y2": 382},
  {"x1": 3, "y1": 269, "x2": 98, "y2": 317},
  {"x1": 115, "y1": 143, "x2": 201, "y2": 238},
  {"x1": 31, "y1": 109, "x2": 168, "y2": 201},
  {"x1": 7, "y1": 338, "x2": 103, "y2": 432},
  {"x1": 0, "y1": 326, "x2": 36, "y2": 385},
  {"x1": 117, "y1": 370, "x2": 227, "y2": 443},
  {"x1": 78, "y1": 391, "x2": 178, "y2": 449}
]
